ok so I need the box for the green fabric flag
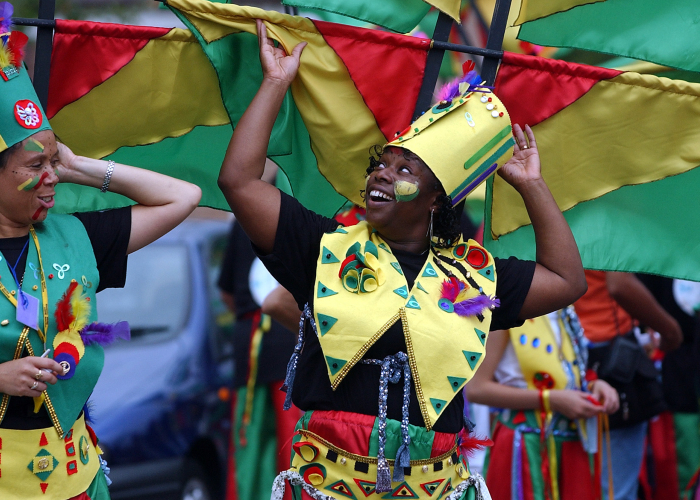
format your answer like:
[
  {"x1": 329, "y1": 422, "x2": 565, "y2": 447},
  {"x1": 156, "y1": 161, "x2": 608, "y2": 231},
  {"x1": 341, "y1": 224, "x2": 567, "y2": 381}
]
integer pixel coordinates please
[
  {"x1": 518, "y1": 0, "x2": 700, "y2": 73},
  {"x1": 282, "y1": 0, "x2": 431, "y2": 33}
]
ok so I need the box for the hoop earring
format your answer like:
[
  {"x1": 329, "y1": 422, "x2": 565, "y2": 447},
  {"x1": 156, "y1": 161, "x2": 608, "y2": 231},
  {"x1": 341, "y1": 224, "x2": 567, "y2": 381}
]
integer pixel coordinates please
[{"x1": 427, "y1": 209, "x2": 434, "y2": 241}]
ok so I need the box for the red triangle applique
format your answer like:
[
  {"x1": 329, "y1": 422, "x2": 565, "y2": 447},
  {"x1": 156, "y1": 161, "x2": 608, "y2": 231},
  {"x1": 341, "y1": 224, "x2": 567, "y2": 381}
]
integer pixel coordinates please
[
  {"x1": 494, "y1": 52, "x2": 622, "y2": 128},
  {"x1": 39, "y1": 432, "x2": 48, "y2": 447},
  {"x1": 40, "y1": 483, "x2": 49, "y2": 494},
  {"x1": 48, "y1": 20, "x2": 171, "y2": 119},
  {"x1": 513, "y1": 411, "x2": 527, "y2": 425},
  {"x1": 314, "y1": 20, "x2": 431, "y2": 142}
]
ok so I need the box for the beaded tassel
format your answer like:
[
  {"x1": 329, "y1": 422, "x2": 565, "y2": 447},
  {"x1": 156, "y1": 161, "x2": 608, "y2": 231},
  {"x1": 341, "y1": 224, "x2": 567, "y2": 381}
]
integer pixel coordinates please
[{"x1": 281, "y1": 303, "x2": 312, "y2": 410}]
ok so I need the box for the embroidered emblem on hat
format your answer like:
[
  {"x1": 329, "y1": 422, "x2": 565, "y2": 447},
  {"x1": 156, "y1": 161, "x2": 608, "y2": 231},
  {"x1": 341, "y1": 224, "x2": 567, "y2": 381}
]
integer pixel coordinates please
[
  {"x1": 354, "y1": 478, "x2": 377, "y2": 497},
  {"x1": 14, "y1": 99, "x2": 43, "y2": 129}
]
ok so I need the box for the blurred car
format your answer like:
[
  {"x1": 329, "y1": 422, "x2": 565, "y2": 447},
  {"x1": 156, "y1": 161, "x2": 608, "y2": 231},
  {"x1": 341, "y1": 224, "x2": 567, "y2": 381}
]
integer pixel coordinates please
[{"x1": 90, "y1": 218, "x2": 235, "y2": 500}]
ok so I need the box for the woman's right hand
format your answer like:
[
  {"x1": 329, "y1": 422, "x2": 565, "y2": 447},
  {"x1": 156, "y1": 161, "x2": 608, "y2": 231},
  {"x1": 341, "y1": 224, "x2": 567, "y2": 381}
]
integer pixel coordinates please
[
  {"x1": 0, "y1": 357, "x2": 63, "y2": 397},
  {"x1": 549, "y1": 389, "x2": 604, "y2": 420},
  {"x1": 257, "y1": 19, "x2": 306, "y2": 85}
]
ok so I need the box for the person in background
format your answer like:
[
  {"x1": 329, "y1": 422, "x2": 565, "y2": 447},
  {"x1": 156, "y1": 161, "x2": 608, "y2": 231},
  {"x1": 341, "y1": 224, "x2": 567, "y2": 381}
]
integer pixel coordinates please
[
  {"x1": 574, "y1": 271, "x2": 682, "y2": 500},
  {"x1": 636, "y1": 275, "x2": 700, "y2": 500},
  {"x1": 0, "y1": 12, "x2": 201, "y2": 499},
  {"x1": 466, "y1": 307, "x2": 619, "y2": 500}
]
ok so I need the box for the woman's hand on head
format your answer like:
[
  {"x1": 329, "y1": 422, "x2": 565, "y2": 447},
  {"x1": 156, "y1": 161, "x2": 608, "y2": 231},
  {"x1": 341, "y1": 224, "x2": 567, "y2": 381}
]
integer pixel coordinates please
[
  {"x1": 257, "y1": 19, "x2": 306, "y2": 86},
  {"x1": 589, "y1": 380, "x2": 620, "y2": 415},
  {"x1": 498, "y1": 124, "x2": 542, "y2": 191},
  {"x1": 0, "y1": 357, "x2": 63, "y2": 397},
  {"x1": 55, "y1": 142, "x2": 78, "y2": 182},
  {"x1": 549, "y1": 389, "x2": 604, "y2": 420}
]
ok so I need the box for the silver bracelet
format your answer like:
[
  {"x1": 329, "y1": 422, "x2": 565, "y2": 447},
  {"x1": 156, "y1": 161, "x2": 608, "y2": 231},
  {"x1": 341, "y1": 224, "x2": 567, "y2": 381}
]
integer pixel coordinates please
[{"x1": 100, "y1": 160, "x2": 115, "y2": 193}]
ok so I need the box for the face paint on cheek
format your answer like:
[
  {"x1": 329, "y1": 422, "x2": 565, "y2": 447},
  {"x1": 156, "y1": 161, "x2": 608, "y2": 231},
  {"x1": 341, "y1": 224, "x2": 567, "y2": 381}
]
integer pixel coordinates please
[
  {"x1": 393, "y1": 180, "x2": 420, "y2": 202},
  {"x1": 24, "y1": 139, "x2": 45, "y2": 153},
  {"x1": 32, "y1": 208, "x2": 44, "y2": 220},
  {"x1": 17, "y1": 171, "x2": 49, "y2": 191}
]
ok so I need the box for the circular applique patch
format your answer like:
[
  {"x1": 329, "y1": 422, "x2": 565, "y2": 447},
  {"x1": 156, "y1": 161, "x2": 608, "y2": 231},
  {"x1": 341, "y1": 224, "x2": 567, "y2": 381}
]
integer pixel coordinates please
[
  {"x1": 466, "y1": 247, "x2": 487, "y2": 269},
  {"x1": 14, "y1": 100, "x2": 43, "y2": 129},
  {"x1": 55, "y1": 352, "x2": 77, "y2": 380}
]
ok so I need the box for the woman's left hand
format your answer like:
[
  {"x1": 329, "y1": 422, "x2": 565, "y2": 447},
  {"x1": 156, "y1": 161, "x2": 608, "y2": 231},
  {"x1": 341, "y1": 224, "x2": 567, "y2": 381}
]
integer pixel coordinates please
[
  {"x1": 55, "y1": 142, "x2": 78, "y2": 182},
  {"x1": 498, "y1": 124, "x2": 542, "y2": 190},
  {"x1": 590, "y1": 379, "x2": 620, "y2": 415}
]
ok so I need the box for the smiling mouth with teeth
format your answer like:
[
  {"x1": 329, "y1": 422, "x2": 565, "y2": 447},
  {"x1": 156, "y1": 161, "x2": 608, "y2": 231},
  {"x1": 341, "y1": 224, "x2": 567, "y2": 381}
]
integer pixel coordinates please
[
  {"x1": 39, "y1": 196, "x2": 53, "y2": 202},
  {"x1": 369, "y1": 190, "x2": 394, "y2": 202}
]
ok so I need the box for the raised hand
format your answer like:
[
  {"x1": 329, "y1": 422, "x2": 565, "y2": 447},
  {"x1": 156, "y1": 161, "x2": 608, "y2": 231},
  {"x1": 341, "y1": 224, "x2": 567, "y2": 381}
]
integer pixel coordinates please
[
  {"x1": 498, "y1": 124, "x2": 542, "y2": 190},
  {"x1": 257, "y1": 19, "x2": 306, "y2": 85}
]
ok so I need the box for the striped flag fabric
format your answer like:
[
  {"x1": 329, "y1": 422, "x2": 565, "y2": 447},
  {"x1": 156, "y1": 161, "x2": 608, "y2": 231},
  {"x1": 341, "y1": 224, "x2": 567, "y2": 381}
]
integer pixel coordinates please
[
  {"x1": 484, "y1": 52, "x2": 700, "y2": 281},
  {"x1": 47, "y1": 13, "x2": 431, "y2": 217}
]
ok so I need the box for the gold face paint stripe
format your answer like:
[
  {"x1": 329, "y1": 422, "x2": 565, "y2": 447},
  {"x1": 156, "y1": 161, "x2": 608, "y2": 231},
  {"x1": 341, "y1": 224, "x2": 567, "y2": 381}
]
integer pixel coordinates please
[{"x1": 17, "y1": 176, "x2": 41, "y2": 191}]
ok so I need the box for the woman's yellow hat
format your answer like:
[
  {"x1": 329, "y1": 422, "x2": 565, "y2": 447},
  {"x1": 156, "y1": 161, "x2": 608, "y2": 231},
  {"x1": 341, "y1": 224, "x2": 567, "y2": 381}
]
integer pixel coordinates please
[{"x1": 386, "y1": 70, "x2": 514, "y2": 204}]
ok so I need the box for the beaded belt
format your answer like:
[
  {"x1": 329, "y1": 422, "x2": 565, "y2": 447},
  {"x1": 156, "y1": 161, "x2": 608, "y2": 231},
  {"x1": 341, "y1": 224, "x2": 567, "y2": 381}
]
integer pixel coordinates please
[{"x1": 0, "y1": 413, "x2": 101, "y2": 499}]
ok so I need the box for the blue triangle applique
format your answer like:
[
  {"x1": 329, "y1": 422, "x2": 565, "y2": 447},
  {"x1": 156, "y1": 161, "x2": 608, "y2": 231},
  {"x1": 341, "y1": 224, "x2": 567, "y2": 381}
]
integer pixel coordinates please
[
  {"x1": 326, "y1": 356, "x2": 348, "y2": 376},
  {"x1": 447, "y1": 376, "x2": 467, "y2": 393},
  {"x1": 406, "y1": 295, "x2": 420, "y2": 309},
  {"x1": 478, "y1": 264, "x2": 494, "y2": 282},
  {"x1": 463, "y1": 350, "x2": 482, "y2": 370},
  {"x1": 317, "y1": 282, "x2": 338, "y2": 298},
  {"x1": 321, "y1": 247, "x2": 340, "y2": 264},
  {"x1": 393, "y1": 286, "x2": 409, "y2": 299},
  {"x1": 317, "y1": 313, "x2": 338, "y2": 336},
  {"x1": 422, "y1": 262, "x2": 438, "y2": 278}
]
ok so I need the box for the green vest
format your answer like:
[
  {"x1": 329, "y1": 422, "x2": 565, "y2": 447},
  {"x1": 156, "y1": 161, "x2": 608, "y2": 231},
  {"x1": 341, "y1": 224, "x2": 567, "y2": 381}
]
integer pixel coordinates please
[
  {"x1": 0, "y1": 215, "x2": 103, "y2": 437},
  {"x1": 313, "y1": 222, "x2": 497, "y2": 430}
]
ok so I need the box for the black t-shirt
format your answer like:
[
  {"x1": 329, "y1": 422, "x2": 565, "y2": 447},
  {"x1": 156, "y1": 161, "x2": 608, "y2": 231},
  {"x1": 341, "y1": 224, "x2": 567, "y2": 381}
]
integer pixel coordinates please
[
  {"x1": 217, "y1": 221, "x2": 297, "y2": 388},
  {"x1": 256, "y1": 193, "x2": 535, "y2": 433},
  {"x1": 637, "y1": 274, "x2": 700, "y2": 413},
  {"x1": 0, "y1": 208, "x2": 132, "y2": 429}
]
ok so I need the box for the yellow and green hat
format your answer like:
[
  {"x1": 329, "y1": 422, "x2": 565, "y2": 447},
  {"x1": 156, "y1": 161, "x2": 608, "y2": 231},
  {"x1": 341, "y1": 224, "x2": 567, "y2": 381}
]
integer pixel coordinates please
[
  {"x1": 386, "y1": 70, "x2": 514, "y2": 205},
  {"x1": 0, "y1": 6, "x2": 52, "y2": 153}
]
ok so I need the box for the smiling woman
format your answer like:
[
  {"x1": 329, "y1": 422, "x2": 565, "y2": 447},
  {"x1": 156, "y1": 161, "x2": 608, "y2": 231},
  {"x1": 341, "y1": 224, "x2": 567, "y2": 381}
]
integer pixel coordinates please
[
  {"x1": 0, "y1": 6, "x2": 201, "y2": 499},
  {"x1": 216, "y1": 17, "x2": 587, "y2": 500}
]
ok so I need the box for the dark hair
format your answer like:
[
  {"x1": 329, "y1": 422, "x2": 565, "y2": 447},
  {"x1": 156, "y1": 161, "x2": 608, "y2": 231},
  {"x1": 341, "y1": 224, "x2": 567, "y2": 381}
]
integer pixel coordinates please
[
  {"x1": 365, "y1": 145, "x2": 461, "y2": 248},
  {"x1": 0, "y1": 142, "x2": 21, "y2": 169}
]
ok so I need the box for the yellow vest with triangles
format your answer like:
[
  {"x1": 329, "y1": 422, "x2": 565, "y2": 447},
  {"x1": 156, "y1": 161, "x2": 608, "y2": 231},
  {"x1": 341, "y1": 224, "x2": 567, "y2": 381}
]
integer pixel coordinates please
[{"x1": 313, "y1": 221, "x2": 497, "y2": 430}]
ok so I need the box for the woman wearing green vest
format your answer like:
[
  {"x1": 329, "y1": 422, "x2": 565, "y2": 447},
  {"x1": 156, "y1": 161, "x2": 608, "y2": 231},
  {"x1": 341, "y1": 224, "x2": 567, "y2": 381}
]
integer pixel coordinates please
[
  {"x1": 0, "y1": 16, "x2": 201, "y2": 499},
  {"x1": 216, "y1": 21, "x2": 587, "y2": 500}
]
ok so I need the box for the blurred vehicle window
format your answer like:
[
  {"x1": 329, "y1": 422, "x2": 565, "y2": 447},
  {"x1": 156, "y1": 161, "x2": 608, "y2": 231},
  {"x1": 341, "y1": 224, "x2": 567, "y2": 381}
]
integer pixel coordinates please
[
  {"x1": 206, "y1": 235, "x2": 235, "y2": 360},
  {"x1": 97, "y1": 244, "x2": 191, "y2": 342}
]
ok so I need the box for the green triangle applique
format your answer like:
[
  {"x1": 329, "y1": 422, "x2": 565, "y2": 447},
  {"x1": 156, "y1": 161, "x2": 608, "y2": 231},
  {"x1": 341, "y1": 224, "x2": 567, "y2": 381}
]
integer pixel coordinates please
[
  {"x1": 406, "y1": 295, "x2": 420, "y2": 309},
  {"x1": 326, "y1": 356, "x2": 348, "y2": 376},
  {"x1": 382, "y1": 482, "x2": 419, "y2": 499},
  {"x1": 430, "y1": 398, "x2": 447, "y2": 415},
  {"x1": 317, "y1": 282, "x2": 338, "y2": 298},
  {"x1": 440, "y1": 479, "x2": 453, "y2": 498},
  {"x1": 355, "y1": 479, "x2": 376, "y2": 496},
  {"x1": 378, "y1": 243, "x2": 391, "y2": 253},
  {"x1": 334, "y1": 227, "x2": 348, "y2": 234},
  {"x1": 478, "y1": 264, "x2": 495, "y2": 282},
  {"x1": 321, "y1": 247, "x2": 340, "y2": 264},
  {"x1": 420, "y1": 480, "x2": 444, "y2": 496},
  {"x1": 474, "y1": 329, "x2": 487, "y2": 346},
  {"x1": 463, "y1": 350, "x2": 482, "y2": 370},
  {"x1": 326, "y1": 479, "x2": 357, "y2": 500},
  {"x1": 390, "y1": 262, "x2": 404, "y2": 275},
  {"x1": 393, "y1": 286, "x2": 409, "y2": 299},
  {"x1": 422, "y1": 262, "x2": 438, "y2": 278},
  {"x1": 317, "y1": 313, "x2": 338, "y2": 336},
  {"x1": 447, "y1": 376, "x2": 467, "y2": 392},
  {"x1": 416, "y1": 282, "x2": 428, "y2": 293}
]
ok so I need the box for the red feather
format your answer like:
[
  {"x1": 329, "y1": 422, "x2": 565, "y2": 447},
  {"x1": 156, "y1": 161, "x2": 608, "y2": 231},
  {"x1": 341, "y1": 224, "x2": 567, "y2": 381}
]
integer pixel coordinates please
[
  {"x1": 54, "y1": 281, "x2": 78, "y2": 331},
  {"x1": 457, "y1": 427, "x2": 493, "y2": 457},
  {"x1": 440, "y1": 276, "x2": 463, "y2": 303},
  {"x1": 8, "y1": 31, "x2": 27, "y2": 67}
]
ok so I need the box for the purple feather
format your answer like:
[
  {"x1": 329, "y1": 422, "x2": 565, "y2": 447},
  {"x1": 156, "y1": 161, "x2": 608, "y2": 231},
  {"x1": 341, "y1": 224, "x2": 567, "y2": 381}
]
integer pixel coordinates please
[
  {"x1": 453, "y1": 295, "x2": 500, "y2": 317},
  {"x1": 437, "y1": 70, "x2": 483, "y2": 102},
  {"x1": 0, "y1": 2, "x2": 13, "y2": 33},
  {"x1": 80, "y1": 321, "x2": 130, "y2": 347}
]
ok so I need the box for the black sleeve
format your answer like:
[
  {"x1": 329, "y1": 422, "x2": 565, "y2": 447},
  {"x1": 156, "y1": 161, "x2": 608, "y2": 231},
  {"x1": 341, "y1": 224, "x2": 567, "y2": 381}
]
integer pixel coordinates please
[
  {"x1": 490, "y1": 256, "x2": 536, "y2": 331},
  {"x1": 72, "y1": 207, "x2": 131, "y2": 292},
  {"x1": 253, "y1": 192, "x2": 339, "y2": 308}
]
